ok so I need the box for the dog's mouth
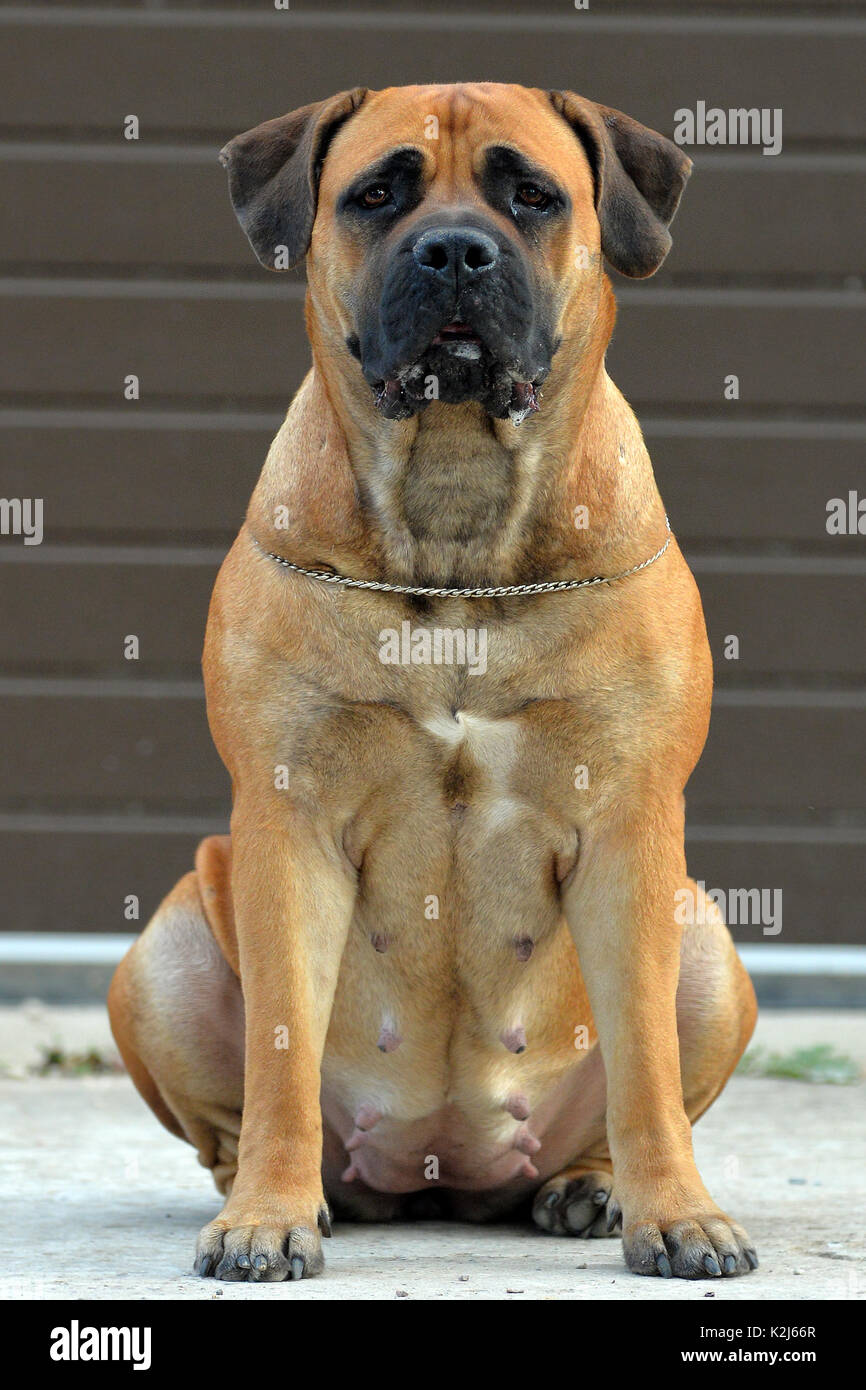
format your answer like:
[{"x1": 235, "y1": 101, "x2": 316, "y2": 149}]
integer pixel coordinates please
[
  {"x1": 372, "y1": 320, "x2": 543, "y2": 426},
  {"x1": 430, "y1": 321, "x2": 482, "y2": 346}
]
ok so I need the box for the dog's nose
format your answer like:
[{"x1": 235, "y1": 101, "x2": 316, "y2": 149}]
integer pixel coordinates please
[{"x1": 412, "y1": 227, "x2": 499, "y2": 281}]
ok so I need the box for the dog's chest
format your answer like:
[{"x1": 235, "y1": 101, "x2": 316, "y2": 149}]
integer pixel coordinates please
[
  {"x1": 419, "y1": 706, "x2": 524, "y2": 811},
  {"x1": 334, "y1": 687, "x2": 588, "y2": 944},
  {"x1": 358, "y1": 695, "x2": 580, "y2": 888}
]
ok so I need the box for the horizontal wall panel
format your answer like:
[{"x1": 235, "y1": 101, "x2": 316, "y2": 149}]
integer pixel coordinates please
[
  {"x1": 2, "y1": 287, "x2": 863, "y2": 410},
  {"x1": 0, "y1": 13, "x2": 862, "y2": 142},
  {"x1": 2, "y1": 692, "x2": 228, "y2": 811},
  {"x1": 0, "y1": 283, "x2": 307, "y2": 406},
  {"x1": 0, "y1": 819, "x2": 860, "y2": 943},
  {"x1": 0, "y1": 416, "x2": 269, "y2": 541},
  {"x1": 696, "y1": 696, "x2": 865, "y2": 814},
  {"x1": 4, "y1": 151, "x2": 863, "y2": 280},
  {"x1": 1, "y1": 556, "x2": 864, "y2": 681},
  {"x1": 0, "y1": 691, "x2": 862, "y2": 812},
  {"x1": 673, "y1": 160, "x2": 866, "y2": 280},
  {"x1": 610, "y1": 293, "x2": 866, "y2": 412},
  {"x1": 699, "y1": 570, "x2": 866, "y2": 679},
  {"x1": 684, "y1": 828, "x2": 865, "y2": 947},
  {"x1": 0, "y1": 559, "x2": 218, "y2": 675},
  {"x1": 652, "y1": 430, "x2": 866, "y2": 545},
  {"x1": 2, "y1": 413, "x2": 864, "y2": 547},
  {"x1": 0, "y1": 824, "x2": 210, "y2": 937}
]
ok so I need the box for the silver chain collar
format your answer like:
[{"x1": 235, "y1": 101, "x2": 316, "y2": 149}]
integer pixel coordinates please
[{"x1": 250, "y1": 516, "x2": 672, "y2": 600}]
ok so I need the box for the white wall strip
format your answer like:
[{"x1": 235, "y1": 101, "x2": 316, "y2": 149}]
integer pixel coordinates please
[{"x1": 0, "y1": 935, "x2": 864, "y2": 977}]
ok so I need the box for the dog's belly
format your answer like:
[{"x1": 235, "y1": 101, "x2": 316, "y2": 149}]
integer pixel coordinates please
[
  {"x1": 320, "y1": 1035, "x2": 606, "y2": 1196},
  {"x1": 320, "y1": 1078, "x2": 604, "y2": 1197},
  {"x1": 319, "y1": 724, "x2": 600, "y2": 1194}
]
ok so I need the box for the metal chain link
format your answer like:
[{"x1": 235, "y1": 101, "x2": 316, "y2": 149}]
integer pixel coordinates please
[{"x1": 250, "y1": 516, "x2": 672, "y2": 599}]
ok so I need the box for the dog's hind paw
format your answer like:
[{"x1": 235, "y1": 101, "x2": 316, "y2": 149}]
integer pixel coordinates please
[{"x1": 532, "y1": 1168, "x2": 621, "y2": 1238}]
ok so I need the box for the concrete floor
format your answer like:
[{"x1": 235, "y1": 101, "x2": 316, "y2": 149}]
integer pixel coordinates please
[{"x1": 1, "y1": 1004, "x2": 864, "y2": 1301}]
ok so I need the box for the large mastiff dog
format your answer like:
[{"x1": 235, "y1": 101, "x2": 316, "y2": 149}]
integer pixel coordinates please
[{"x1": 109, "y1": 83, "x2": 758, "y2": 1283}]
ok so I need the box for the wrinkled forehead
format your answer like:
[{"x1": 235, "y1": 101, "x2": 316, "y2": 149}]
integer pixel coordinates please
[{"x1": 320, "y1": 83, "x2": 594, "y2": 197}]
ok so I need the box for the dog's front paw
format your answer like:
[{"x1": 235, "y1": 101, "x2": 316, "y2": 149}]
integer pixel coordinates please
[
  {"x1": 195, "y1": 1201, "x2": 332, "y2": 1282},
  {"x1": 623, "y1": 1211, "x2": 758, "y2": 1280}
]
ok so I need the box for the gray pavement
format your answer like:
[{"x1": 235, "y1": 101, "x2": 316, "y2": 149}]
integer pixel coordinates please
[{"x1": 1, "y1": 1005, "x2": 864, "y2": 1301}]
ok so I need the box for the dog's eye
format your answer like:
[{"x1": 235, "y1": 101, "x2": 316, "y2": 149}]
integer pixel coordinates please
[
  {"x1": 515, "y1": 184, "x2": 551, "y2": 209},
  {"x1": 360, "y1": 184, "x2": 392, "y2": 208}
]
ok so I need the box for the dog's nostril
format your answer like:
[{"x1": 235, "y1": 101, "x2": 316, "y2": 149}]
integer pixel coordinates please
[
  {"x1": 464, "y1": 240, "x2": 497, "y2": 271},
  {"x1": 419, "y1": 241, "x2": 449, "y2": 272}
]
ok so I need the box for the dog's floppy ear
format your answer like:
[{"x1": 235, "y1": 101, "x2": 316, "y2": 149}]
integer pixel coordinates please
[
  {"x1": 219, "y1": 87, "x2": 368, "y2": 270},
  {"x1": 550, "y1": 91, "x2": 692, "y2": 278}
]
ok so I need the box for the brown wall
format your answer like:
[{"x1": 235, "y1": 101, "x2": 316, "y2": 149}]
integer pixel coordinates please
[{"x1": 1, "y1": 1, "x2": 864, "y2": 944}]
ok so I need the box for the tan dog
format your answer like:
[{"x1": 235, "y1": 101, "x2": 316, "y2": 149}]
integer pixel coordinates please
[{"x1": 109, "y1": 83, "x2": 758, "y2": 1283}]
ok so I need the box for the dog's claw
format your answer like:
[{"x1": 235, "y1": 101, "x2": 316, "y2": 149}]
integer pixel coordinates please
[
  {"x1": 196, "y1": 1255, "x2": 212, "y2": 1278},
  {"x1": 723, "y1": 1254, "x2": 737, "y2": 1275},
  {"x1": 543, "y1": 1191, "x2": 560, "y2": 1209},
  {"x1": 745, "y1": 1248, "x2": 759, "y2": 1270},
  {"x1": 704, "y1": 1254, "x2": 721, "y2": 1277},
  {"x1": 656, "y1": 1252, "x2": 673, "y2": 1278},
  {"x1": 290, "y1": 1255, "x2": 305, "y2": 1281},
  {"x1": 318, "y1": 1205, "x2": 333, "y2": 1238},
  {"x1": 606, "y1": 1199, "x2": 622, "y2": 1233}
]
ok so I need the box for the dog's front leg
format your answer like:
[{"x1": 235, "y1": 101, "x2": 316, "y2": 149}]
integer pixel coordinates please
[
  {"x1": 195, "y1": 802, "x2": 356, "y2": 1282},
  {"x1": 563, "y1": 800, "x2": 757, "y2": 1279}
]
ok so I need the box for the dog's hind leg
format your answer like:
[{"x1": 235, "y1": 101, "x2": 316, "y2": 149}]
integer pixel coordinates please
[
  {"x1": 108, "y1": 836, "x2": 246, "y2": 1197},
  {"x1": 109, "y1": 837, "x2": 404, "y2": 1228}
]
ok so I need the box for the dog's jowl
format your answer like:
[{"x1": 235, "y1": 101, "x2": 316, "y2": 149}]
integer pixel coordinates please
[{"x1": 109, "y1": 84, "x2": 758, "y2": 1283}]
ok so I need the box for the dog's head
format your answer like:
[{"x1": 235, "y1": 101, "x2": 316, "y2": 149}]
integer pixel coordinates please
[{"x1": 220, "y1": 83, "x2": 691, "y2": 423}]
